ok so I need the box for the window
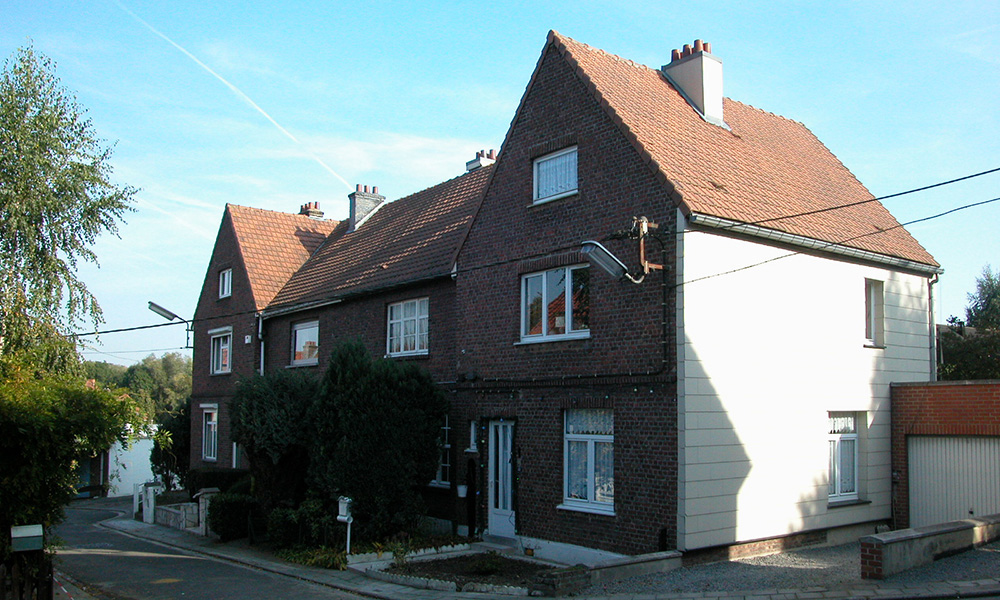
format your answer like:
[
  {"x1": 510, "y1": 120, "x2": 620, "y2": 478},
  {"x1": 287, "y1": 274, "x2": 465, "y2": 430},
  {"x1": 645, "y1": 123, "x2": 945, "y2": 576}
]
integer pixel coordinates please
[
  {"x1": 387, "y1": 298, "x2": 429, "y2": 356},
  {"x1": 467, "y1": 420, "x2": 478, "y2": 452},
  {"x1": 562, "y1": 408, "x2": 614, "y2": 514},
  {"x1": 209, "y1": 327, "x2": 232, "y2": 374},
  {"x1": 202, "y1": 407, "x2": 218, "y2": 461},
  {"x1": 521, "y1": 265, "x2": 590, "y2": 341},
  {"x1": 291, "y1": 321, "x2": 319, "y2": 366},
  {"x1": 533, "y1": 146, "x2": 578, "y2": 204},
  {"x1": 431, "y1": 416, "x2": 451, "y2": 487},
  {"x1": 865, "y1": 278, "x2": 884, "y2": 346},
  {"x1": 828, "y1": 412, "x2": 858, "y2": 502},
  {"x1": 219, "y1": 268, "x2": 232, "y2": 298}
]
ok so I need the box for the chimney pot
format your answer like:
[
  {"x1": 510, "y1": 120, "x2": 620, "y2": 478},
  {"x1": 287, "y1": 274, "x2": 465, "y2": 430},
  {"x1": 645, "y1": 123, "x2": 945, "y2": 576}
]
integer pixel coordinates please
[
  {"x1": 355, "y1": 184, "x2": 361, "y2": 192},
  {"x1": 347, "y1": 184, "x2": 385, "y2": 232},
  {"x1": 373, "y1": 186, "x2": 378, "y2": 194},
  {"x1": 694, "y1": 39, "x2": 704, "y2": 52},
  {"x1": 704, "y1": 42, "x2": 711, "y2": 53},
  {"x1": 672, "y1": 48, "x2": 681, "y2": 62},
  {"x1": 488, "y1": 149, "x2": 496, "y2": 160}
]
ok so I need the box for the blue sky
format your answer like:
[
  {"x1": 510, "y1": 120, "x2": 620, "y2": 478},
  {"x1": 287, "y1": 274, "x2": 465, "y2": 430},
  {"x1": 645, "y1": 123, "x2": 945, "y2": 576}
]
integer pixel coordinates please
[{"x1": 4, "y1": 1, "x2": 999, "y2": 365}]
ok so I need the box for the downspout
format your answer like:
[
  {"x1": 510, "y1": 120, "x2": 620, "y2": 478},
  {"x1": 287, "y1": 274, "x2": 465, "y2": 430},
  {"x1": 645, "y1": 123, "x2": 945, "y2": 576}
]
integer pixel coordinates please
[
  {"x1": 257, "y1": 313, "x2": 265, "y2": 376},
  {"x1": 928, "y1": 274, "x2": 939, "y2": 382}
]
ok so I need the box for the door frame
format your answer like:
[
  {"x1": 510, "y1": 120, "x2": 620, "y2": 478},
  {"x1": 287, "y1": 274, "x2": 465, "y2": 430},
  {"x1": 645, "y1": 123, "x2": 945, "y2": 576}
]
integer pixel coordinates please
[{"x1": 487, "y1": 419, "x2": 515, "y2": 538}]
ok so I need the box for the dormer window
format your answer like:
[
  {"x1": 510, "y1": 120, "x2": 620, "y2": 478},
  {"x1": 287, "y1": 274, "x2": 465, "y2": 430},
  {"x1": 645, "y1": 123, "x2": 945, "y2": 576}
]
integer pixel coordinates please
[
  {"x1": 533, "y1": 146, "x2": 578, "y2": 204},
  {"x1": 219, "y1": 268, "x2": 232, "y2": 299}
]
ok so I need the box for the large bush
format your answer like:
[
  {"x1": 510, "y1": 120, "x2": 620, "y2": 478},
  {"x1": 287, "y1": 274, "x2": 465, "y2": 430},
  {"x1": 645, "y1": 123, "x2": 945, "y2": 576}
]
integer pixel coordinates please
[
  {"x1": 150, "y1": 400, "x2": 191, "y2": 490},
  {"x1": 310, "y1": 340, "x2": 448, "y2": 540},
  {"x1": 207, "y1": 493, "x2": 258, "y2": 542},
  {"x1": 230, "y1": 369, "x2": 317, "y2": 510}
]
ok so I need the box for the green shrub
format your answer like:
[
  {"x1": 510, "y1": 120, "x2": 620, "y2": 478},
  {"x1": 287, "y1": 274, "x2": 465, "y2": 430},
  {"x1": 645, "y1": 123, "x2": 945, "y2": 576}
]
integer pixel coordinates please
[
  {"x1": 227, "y1": 474, "x2": 252, "y2": 496},
  {"x1": 187, "y1": 468, "x2": 250, "y2": 495},
  {"x1": 207, "y1": 493, "x2": 257, "y2": 542},
  {"x1": 275, "y1": 546, "x2": 346, "y2": 570},
  {"x1": 266, "y1": 507, "x2": 299, "y2": 549}
]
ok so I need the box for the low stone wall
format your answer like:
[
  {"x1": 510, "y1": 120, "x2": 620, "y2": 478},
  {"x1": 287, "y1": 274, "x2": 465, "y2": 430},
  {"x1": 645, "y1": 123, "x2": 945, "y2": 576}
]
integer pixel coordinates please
[
  {"x1": 860, "y1": 513, "x2": 1000, "y2": 579},
  {"x1": 155, "y1": 502, "x2": 199, "y2": 531}
]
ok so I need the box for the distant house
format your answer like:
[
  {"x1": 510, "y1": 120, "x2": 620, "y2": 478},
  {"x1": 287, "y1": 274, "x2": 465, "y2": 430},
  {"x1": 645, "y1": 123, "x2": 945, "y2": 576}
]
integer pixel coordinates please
[{"x1": 189, "y1": 32, "x2": 941, "y2": 562}]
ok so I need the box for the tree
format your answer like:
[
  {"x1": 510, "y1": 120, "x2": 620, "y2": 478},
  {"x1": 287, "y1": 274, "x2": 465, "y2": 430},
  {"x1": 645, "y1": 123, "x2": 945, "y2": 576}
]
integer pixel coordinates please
[
  {"x1": 310, "y1": 340, "x2": 448, "y2": 540},
  {"x1": 150, "y1": 400, "x2": 191, "y2": 491},
  {"x1": 121, "y1": 353, "x2": 192, "y2": 421},
  {"x1": 230, "y1": 369, "x2": 317, "y2": 510},
  {"x1": 939, "y1": 265, "x2": 1000, "y2": 380},
  {"x1": 0, "y1": 354, "x2": 145, "y2": 561},
  {"x1": 0, "y1": 45, "x2": 135, "y2": 362},
  {"x1": 964, "y1": 265, "x2": 1000, "y2": 330}
]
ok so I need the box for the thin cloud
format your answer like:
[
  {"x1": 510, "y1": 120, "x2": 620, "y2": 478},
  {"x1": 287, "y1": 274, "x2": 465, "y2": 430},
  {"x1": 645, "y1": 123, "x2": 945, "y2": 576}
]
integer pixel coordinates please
[{"x1": 114, "y1": 1, "x2": 352, "y2": 189}]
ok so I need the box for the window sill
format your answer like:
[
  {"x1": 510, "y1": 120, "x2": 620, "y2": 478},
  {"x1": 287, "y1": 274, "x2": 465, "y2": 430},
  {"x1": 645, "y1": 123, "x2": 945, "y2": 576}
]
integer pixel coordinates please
[
  {"x1": 464, "y1": 447, "x2": 479, "y2": 454},
  {"x1": 427, "y1": 481, "x2": 450, "y2": 490},
  {"x1": 210, "y1": 372, "x2": 232, "y2": 377},
  {"x1": 202, "y1": 457, "x2": 218, "y2": 463},
  {"x1": 828, "y1": 498, "x2": 869, "y2": 509},
  {"x1": 557, "y1": 502, "x2": 615, "y2": 517},
  {"x1": 286, "y1": 362, "x2": 318, "y2": 369},
  {"x1": 515, "y1": 332, "x2": 590, "y2": 346},
  {"x1": 386, "y1": 351, "x2": 430, "y2": 359},
  {"x1": 863, "y1": 343, "x2": 885, "y2": 350},
  {"x1": 530, "y1": 190, "x2": 578, "y2": 207}
]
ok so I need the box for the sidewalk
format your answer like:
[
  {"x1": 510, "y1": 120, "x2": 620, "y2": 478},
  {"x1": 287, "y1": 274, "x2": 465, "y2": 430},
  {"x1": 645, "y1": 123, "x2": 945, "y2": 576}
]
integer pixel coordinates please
[{"x1": 65, "y1": 497, "x2": 1000, "y2": 600}]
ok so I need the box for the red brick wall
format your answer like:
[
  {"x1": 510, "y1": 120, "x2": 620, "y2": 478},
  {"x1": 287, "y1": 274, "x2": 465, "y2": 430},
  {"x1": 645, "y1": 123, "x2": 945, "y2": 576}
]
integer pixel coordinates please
[
  {"x1": 452, "y1": 41, "x2": 679, "y2": 555},
  {"x1": 890, "y1": 380, "x2": 1000, "y2": 528},
  {"x1": 190, "y1": 209, "x2": 259, "y2": 471}
]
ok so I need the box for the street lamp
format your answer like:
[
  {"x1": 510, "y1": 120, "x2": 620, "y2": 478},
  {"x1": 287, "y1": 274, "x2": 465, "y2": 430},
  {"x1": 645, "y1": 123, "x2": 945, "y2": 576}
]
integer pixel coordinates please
[
  {"x1": 148, "y1": 301, "x2": 192, "y2": 348},
  {"x1": 582, "y1": 217, "x2": 664, "y2": 285},
  {"x1": 581, "y1": 240, "x2": 632, "y2": 280}
]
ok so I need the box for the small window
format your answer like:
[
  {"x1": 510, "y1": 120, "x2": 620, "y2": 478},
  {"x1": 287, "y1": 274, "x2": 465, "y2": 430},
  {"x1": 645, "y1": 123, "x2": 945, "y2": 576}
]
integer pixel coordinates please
[
  {"x1": 533, "y1": 146, "x2": 578, "y2": 204},
  {"x1": 521, "y1": 265, "x2": 590, "y2": 342},
  {"x1": 291, "y1": 321, "x2": 319, "y2": 366},
  {"x1": 865, "y1": 279, "x2": 884, "y2": 347},
  {"x1": 829, "y1": 412, "x2": 858, "y2": 502},
  {"x1": 467, "y1": 420, "x2": 478, "y2": 452},
  {"x1": 219, "y1": 268, "x2": 232, "y2": 299},
  {"x1": 387, "y1": 298, "x2": 429, "y2": 356},
  {"x1": 209, "y1": 327, "x2": 232, "y2": 375},
  {"x1": 202, "y1": 407, "x2": 218, "y2": 461},
  {"x1": 563, "y1": 409, "x2": 614, "y2": 514},
  {"x1": 431, "y1": 416, "x2": 451, "y2": 488}
]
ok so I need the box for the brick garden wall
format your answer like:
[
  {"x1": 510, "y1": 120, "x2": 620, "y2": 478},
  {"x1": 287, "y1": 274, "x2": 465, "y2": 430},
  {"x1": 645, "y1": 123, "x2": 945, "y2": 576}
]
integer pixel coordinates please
[{"x1": 890, "y1": 380, "x2": 1000, "y2": 529}]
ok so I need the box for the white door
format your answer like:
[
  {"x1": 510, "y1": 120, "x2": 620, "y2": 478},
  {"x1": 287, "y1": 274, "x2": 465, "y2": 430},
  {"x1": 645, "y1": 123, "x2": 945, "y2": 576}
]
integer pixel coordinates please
[
  {"x1": 909, "y1": 435, "x2": 1000, "y2": 527},
  {"x1": 488, "y1": 420, "x2": 515, "y2": 538}
]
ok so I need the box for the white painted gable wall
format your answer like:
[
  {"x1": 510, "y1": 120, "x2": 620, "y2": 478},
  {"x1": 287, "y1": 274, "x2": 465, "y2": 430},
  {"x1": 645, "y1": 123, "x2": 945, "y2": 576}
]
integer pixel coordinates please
[{"x1": 676, "y1": 213, "x2": 934, "y2": 550}]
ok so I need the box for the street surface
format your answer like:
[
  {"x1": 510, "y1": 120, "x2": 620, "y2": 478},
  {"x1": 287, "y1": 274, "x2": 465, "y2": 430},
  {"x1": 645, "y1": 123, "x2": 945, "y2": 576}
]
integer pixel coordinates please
[{"x1": 54, "y1": 506, "x2": 357, "y2": 600}]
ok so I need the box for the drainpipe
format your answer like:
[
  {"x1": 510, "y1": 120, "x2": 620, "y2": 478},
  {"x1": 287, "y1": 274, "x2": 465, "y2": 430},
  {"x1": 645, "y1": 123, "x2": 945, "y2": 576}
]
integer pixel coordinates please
[
  {"x1": 928, "y1": 274, "x2": 939, "y2": 381},
  {"x1": 257, "y1": 314, "x2": 265, "y2": 376}
]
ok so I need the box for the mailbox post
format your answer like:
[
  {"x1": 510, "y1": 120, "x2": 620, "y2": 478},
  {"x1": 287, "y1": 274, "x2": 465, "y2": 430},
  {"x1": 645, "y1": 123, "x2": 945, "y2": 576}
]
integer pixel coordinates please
[
  {"x1": 10, "y1": 524, "x2": 51, "y2": 599},
  {"x1": 337, "y1": 496, "x2": 353, "y2": 555}
]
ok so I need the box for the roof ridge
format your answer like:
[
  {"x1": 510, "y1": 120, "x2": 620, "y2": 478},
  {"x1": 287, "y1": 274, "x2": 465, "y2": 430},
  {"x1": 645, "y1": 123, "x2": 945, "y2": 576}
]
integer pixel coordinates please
[
  {"x1": 228, "y1": 202, "x2": 341, "y2": 224},
  {"x1": 724, "y1": 97, "x2": 806, "y2": 128}
]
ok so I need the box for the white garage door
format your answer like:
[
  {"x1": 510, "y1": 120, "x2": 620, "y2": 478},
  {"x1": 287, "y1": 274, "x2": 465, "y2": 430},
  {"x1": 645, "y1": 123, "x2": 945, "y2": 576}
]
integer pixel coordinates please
[{"x1": 908, "y1": 435, "x2": 1000, "y2": 528}]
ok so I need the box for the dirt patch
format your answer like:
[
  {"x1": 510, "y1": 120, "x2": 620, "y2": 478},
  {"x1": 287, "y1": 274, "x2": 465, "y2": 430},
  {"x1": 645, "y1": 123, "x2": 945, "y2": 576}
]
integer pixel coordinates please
[{"x1": 388, "y1": 551, "x2": 549, "y2": 588}]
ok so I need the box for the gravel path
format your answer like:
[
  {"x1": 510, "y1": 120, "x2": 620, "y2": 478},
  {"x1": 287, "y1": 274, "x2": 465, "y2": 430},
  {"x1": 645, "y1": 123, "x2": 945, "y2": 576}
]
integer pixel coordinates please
[{"x1": 585, "y1": 540, "x2": 1000, "y2": 595}]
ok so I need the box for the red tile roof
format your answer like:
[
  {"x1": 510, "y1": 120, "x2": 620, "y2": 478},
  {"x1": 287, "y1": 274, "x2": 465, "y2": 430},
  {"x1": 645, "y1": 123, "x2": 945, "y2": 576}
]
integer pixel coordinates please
[
  {"x1": 267, "y1": 165, "x2": 492, "y2": 312},
  {"x1": 549, "y1": 31, "x2": 938, "y2": 268},
  {"x1": 227, "y1": 204, "x2": 339, "y2": 310}
]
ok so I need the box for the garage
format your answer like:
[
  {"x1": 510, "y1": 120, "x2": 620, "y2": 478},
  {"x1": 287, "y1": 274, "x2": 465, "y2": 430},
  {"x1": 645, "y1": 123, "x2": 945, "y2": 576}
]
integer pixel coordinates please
[{"x1": 907, "y1": 435, "x2": 1000, "y2": 528}]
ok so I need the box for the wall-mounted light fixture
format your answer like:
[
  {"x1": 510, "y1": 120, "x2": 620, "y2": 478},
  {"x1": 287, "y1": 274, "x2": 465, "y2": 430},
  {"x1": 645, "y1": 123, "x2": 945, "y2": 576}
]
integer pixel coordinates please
[
  {"x1": 148, "y1": 301, "x2": 192, "y2": 348},
  {"x1": 582, "y1": 217, "x2": 664, "y2": 284}
]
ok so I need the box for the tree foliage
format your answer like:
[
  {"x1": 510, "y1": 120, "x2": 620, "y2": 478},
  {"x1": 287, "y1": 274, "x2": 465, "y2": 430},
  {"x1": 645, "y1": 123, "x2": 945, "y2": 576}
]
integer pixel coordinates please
[
  {"x1": 150, "y1": 400, "x2": 191, "y2": 491},
  {"x1": 0, "y1": 45, "x2": 135, "y2": 359},
  {"x1": 230, "y1": 368, "x2": 318, "y2": 510},
  {"x1": 0, "y1": 355, "x2": 145, "y2": 559},
  {"x1": 311, "y1": 340, "x2": 448, "y2": 540},
  {"x1": 83, "y1": 353, "x2": 192, "y2": 421},
  {"x1": 939, "y1": 265, "x2": 1000, "y2": 380}
]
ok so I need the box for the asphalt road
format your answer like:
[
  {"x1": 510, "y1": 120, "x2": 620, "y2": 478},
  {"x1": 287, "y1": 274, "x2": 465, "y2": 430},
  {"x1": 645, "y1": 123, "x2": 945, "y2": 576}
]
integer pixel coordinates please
[{"x1": 54, "y1": 506, "x2": 357, "y2": 600}]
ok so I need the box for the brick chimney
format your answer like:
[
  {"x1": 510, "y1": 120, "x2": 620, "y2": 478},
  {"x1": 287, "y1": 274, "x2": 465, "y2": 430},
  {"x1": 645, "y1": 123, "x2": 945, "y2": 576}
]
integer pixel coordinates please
[
  {"x1": 299, "y1": 201, "x2": 324, "y2": 219},
  {"x1": 661, "y1": 39, "x2": 725, "y2": 128},
  {"x1": 465, "y1": 148, "x2": 497, "y2": 172},
  {"x1": 347, "y1": 184, "x2": 385, "y2": 232}
]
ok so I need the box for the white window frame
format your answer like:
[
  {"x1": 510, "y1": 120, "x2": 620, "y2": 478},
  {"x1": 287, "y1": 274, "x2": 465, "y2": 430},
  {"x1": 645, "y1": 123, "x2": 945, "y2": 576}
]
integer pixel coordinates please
[
  {"x1": 430, "y1": 416, "x2": 451, "y2": 488},
  {"x1": 209, "y1": 327, "x2": 232, "y2": 375},
  {"x1": 219, "y1": 268, "x2": 232, "y2": 299},
  {"x1": 291, "y1": 320, "x2": 319, "y2": 366},
  {"x1": 865, "y1": 278, "x2": 884, "y2": 347},
  {"x1": 202, "y1": 405, "x2": 218, "y2": 462},
  {"x1": 533, "y1": 146, "x2": 578, "y2": 204},
  {"x1": 560, "y1": 409, "x2": 614, "y2": 515},
  {"x1": 387, "y1": 297, "x2": 429, "y2": 357},
  {"x1": 520, "y1": 265, "x2": 590, "y2": 343},
  {"x1": 466, "y1": 420, "x2": 478, "y2": 453},
  {"x1": 828, "y1": 412, "x2": 859, "y2": 502}
]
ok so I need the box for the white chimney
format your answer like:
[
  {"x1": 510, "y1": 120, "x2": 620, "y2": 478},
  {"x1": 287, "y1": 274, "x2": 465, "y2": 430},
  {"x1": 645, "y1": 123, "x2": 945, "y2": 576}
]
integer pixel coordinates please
[
  {"x1": 347, "y1": 184, "x2": 385, "y2": 233},
  {"x1": 661, "y1": 39, "x2": 725, "y2": 128},
  {"x1": 465, "y1": 149, "x2": 496, "y2": 172}
]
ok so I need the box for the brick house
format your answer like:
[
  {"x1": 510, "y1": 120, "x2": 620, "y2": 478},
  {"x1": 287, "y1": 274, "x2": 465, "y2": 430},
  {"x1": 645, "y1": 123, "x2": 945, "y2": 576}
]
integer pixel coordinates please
[{"x1": 189, "y1": 32, "x2": 942, "y2": 562}]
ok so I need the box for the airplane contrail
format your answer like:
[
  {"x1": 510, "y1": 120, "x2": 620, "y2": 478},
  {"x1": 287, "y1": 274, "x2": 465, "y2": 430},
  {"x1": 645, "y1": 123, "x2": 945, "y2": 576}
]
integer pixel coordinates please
[{"x1": 114, "y1": 1, "x2": 352, "y2": 190}]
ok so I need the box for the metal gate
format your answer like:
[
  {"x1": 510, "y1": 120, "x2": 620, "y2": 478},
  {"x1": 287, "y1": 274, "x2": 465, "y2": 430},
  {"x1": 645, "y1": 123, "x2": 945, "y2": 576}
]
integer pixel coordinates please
[{"x1": 908, "y1": 435, "x2": 1000, "y2": 527}]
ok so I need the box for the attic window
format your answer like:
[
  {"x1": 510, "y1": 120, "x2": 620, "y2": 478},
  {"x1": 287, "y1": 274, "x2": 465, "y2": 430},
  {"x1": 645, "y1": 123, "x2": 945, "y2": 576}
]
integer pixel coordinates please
[
  {"x1": 219, "y1": 268, "x2": 232, "y2": 299},
  {"x1": 533, "y1": 146, "x2": 578, "y2": 204}
]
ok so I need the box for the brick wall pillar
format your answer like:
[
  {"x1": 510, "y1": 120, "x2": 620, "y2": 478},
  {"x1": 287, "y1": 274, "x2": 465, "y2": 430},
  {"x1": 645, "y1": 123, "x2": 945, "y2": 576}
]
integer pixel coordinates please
[{"x1": 860, "y1": 538, "x2": 884, "y2": 579}]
